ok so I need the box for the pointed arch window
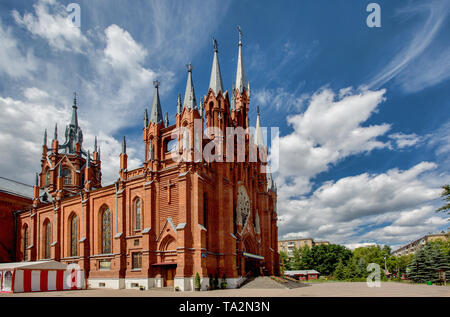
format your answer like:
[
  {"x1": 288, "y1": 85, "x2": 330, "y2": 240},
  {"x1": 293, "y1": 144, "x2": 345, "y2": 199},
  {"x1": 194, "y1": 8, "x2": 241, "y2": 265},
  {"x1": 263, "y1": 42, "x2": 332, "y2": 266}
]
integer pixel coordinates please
[
  {"x1": 101, "y1": 207, "x2": 112, "y2": 254},
  {"x1": 44, "y1": 220, "x2": 51, "y2": 259},
  {"x1": 23, "y1": 225, "x2": 29, "y2": 261},
  {"x1": 134, "y1": 198, "x2": 142, "y2": 231},
  {"x1": 70, "y1": 214, "x2": 78, "y2": 256},
  {"x1": 62, "y1": 168, "x2": 72, "y2": 185}
]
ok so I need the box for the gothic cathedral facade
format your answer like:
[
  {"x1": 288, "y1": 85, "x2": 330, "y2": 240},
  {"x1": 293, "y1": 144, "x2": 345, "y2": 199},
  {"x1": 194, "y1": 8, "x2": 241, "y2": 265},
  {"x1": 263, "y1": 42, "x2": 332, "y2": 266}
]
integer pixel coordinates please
[{"x1": 15, "y1": 31, "x2": 279, "y2": 291}]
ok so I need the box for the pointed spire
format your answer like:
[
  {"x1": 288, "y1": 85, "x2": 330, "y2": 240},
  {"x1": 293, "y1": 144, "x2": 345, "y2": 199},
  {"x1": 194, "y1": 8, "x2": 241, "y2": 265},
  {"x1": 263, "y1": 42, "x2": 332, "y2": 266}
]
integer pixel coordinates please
[
  {"x1": 254, "y1": 106, "x2": 264, "y2": 147},
  {"x1": 150, "y1": 80, "x2": 163, "y2": 124},
  {"x1": 231, "y1": 83, "x2": 236, "y2": 110},
  {"x1": 54, "y1": 123, "x2": 58, "y2": 140},
  {"x1": 94, "y1": 136, "x2": 98, "y2": 152},
  {"x1": 87, "y1": 150, "x2": 91, "y2": 168},
  {"x1": 98, "y1": 146, "x2": 101, "y2": 160},
  {"x1": 209, "y1": 38, "x2": 224, "y2": 96},
  {"x1": 35, "y1": 173, "x2": 39, "y2": 187},
  {"x1": 176, "y1": 93, "x2": 182, "y2": 115},
  {"x1": 122, "y1": 136, "x2": 126, "y2": 154},
  {"x1": 144, "y1": 108, "x2": 149, "y2": 128},
  {"x1": 164, "y1": 112, "x2": 169, "y2": 127},
  {"x1": 71, "y1": 92, "x2": 79, "y2": 127},
  {"x1": 235, "y1": 26, "x2": 247, "y2": 94},
  {"x1": 183, "y1": 63, "x2": 197, "y2": 110},
  {"x1": 43, "y1": 129, "x2": 47, "y2": 147},
  {"x1": 199, "y1": 97, "x2": 204, "y2": 117}
]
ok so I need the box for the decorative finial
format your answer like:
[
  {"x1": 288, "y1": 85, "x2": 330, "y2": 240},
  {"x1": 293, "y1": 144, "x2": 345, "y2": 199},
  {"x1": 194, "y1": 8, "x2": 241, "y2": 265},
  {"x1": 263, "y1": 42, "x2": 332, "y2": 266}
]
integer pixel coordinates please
[
  {"x1": 35, "y1": 173, "x2": 39, "y2": 187},
  {"x1": 213, "y1": 37, "x2": 218, "y2": 52},
  {"x1": 58, "y1": 164, "x2": 62, "y2": 178},
  {"x1": 122, "y1": 136, "x2": 126, "y2": 154},
  {"x1": 164, "y1": 112, "x2": 169, "y2": 126},
  {"x1": 94, "y1": 136, "x2": 98, "y2": 152},
  {"x1": 186, "y1": 63, "x2": 193, "y2": 72},
  {"x1": 177, "y1": 93, "x2": 182, "y2": 115},
  {"x1": 43, "y1": 129, "x2": 47, "y2": 147},
  {"x1": 257, "y1": 105, "x2": 260, "y2": 115},
  {"x1": 54, "y1": 123, "x2": 58, "y2": 140},
  {"x1": 153, "y1": 80, "x2": 160, "y2": 88},
  {"x1": 237, "y1": 25, "x2": 242, "y2": 44},
  {"x1": 144, "y1": 108, "x2": 149, "y2": 127},
  {"x1": 87, "y1": 150, "x2": 91, "y2": 167},
  {"x1": 73, "y1": 92, "x2": 77, "y2": 107}
]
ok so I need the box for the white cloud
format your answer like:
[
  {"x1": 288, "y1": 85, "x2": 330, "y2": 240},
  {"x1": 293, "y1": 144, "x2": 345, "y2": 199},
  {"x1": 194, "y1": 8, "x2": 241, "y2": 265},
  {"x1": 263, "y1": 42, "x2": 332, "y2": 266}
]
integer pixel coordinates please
[
  {"x1": 12, "y1": 0, "x2": 90, "y2": 53},
  {"x1": 0, "y1": 20, "x2": 37, "y2": 78},
  {"x1": 272, "y1": 87, "x2": 390, "y2": 199},
  {"x1": 0, "y1": 0, "x2": 230, "y2": 186},
  {"x1": 397, "y1": 46, "x2": 450, "y2": 93},
  {"x1": 344, "y1": 243, "x2": 377, "y2": 250},
  {"x1": 0, "y1": 90, "x2": 141, "y2": 185},
  {"x1": 254, "y1": 87, "x2": 308, "y2": 112},
  {"x1": 103, "y1": 25, "x2": 148, "y2": 70},
  {"x1": 368, "y1": 0, "x2": 450, "y2": 91},
  {"x1": 388, "y1": 132, "x2": 422, "y2": 149},
  {"x1": 277, "y1": 162, "x2": 444, "y2": 245}
]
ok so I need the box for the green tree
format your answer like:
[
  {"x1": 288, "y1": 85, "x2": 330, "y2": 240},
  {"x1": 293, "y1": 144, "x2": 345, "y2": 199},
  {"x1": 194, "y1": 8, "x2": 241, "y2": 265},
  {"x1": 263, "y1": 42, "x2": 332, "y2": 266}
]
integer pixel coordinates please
[
  {"x1": 436, "y1": 184, "x2": 450, "y2": 214},
  {"x1": 334, "y1": 259, "x2": 346, "y2": 280},
  {"x1": 308, "y1": 244, "x2": 352, "y2": 275},
  {"x1": 344, "y1": 259, "x2": 358, "y2": 280},
  {"x1": 279, "y1": 250, "x2": 290, "y2": 272}
]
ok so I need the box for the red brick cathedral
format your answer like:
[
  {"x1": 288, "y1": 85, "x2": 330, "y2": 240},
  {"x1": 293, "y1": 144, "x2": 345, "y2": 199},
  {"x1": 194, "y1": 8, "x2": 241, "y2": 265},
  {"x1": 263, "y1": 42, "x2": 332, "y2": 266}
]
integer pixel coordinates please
[{"x1": 14, "y1": 31, "x2": 279, "y2": 291}]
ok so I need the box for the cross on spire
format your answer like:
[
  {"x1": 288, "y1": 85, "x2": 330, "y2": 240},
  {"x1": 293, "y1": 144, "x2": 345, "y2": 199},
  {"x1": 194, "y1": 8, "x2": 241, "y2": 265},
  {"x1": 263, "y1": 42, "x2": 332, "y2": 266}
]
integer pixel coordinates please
[
  {"x1": 186, "y1": 63, "x2": 193, "y2": 72},
  {"x1": 213, "y1": 37, "x2": 218, "y2": 52},
  {"x1": 153, "y1": 80, "x2": 160, "y2": 88}
]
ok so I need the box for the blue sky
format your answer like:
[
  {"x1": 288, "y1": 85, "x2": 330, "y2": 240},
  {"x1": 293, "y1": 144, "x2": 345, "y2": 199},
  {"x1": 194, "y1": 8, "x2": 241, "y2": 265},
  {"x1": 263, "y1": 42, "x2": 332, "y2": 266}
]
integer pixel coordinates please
[{"x1": 0, "y1": 0, "x2": 448, "y2": 249}]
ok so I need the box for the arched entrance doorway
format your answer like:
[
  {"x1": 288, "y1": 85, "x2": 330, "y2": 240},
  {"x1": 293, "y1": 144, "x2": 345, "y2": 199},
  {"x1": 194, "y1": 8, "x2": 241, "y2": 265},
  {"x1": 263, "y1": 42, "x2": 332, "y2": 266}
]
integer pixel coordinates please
[{"x1": 243, "y1": 237, "x2": 262, "y2": 277}]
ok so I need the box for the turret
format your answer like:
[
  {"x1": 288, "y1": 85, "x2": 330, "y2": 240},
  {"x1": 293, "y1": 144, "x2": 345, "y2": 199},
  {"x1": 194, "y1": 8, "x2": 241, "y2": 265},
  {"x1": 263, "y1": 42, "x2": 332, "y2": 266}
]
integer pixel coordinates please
[
  {"x1": 120, "y1": 136, "x2": 127, "y2": 179},
  {"x1": 150, "y1": 81, "x2": 163, "y2": 125},
  {"x1": 183, "y1": 64, "x2": 196, "y2": 110},
  {"x1": 52, "y1": 123, "x2": 59, "y2": 154},
  {"x1": 33, "y1": 173, "x2": 40, "y2": 206},
  {"x1": 209, "y1": 38, "x2": 224, "y2": 96},
  {"x1": 233, "y1": 26, "x2": 250, "y2": 129}
]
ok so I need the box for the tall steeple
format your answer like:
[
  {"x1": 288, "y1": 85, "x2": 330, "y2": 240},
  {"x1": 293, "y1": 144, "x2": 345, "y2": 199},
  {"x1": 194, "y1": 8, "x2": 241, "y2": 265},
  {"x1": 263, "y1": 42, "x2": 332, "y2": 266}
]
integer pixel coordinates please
[
  {"x1": 150, "y1": 80, "x2": 163, "y2": 124},
  {"x1": 71, "y1": 92, "x2": 79, "y2": 128},
  {"x1": 209, "y1": 38, "x2": 224, "y2": 96},
  {"x1": 235, "y1": 26, "x2": 247, "y2": 94},
  {"x1": 183, "y1": 64, "x2": 197, "y2": 110}
]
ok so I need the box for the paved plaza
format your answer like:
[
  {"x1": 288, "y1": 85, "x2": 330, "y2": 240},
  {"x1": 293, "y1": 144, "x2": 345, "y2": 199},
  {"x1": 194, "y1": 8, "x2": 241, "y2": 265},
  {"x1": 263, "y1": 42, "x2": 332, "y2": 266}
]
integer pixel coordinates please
[{"x1": 1, "y1": 282, "x2": 448, "y2": 297}]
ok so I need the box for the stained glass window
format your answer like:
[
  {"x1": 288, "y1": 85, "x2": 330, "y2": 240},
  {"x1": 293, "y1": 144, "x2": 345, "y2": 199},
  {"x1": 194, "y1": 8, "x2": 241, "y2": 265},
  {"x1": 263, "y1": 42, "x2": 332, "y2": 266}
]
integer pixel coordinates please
[
  {"x1": 71, "y1": 215, "x2": 78, "y2": 256},
  {"x1": 44, "y1": 221, "x2": 51, "y2": 259},
  {"x1": 134, "y1": 199, "x2": 141, "y2": 231},
  {"x1": 102, "y1": 207, "x2": 111, "y2": 254}
]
